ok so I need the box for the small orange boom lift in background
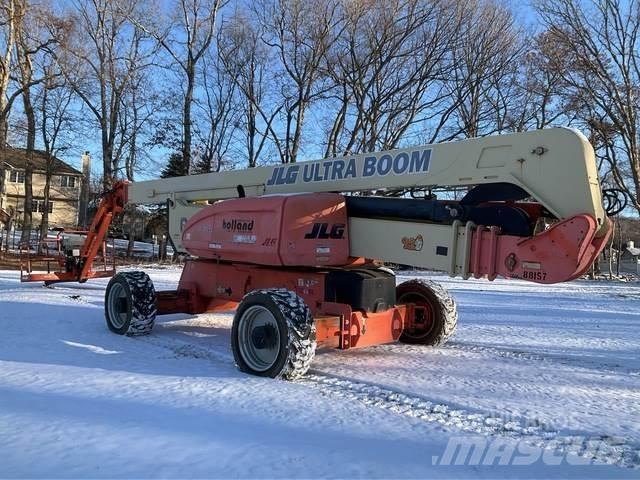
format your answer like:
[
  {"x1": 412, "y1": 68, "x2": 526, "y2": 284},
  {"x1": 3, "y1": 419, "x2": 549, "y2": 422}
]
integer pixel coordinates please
[
  {"x1": 20, "y1": 128, "x2": 614, "y2": 379},
  {"x1": 20, "y1": 184, "x2": 126, "y2": 283}
]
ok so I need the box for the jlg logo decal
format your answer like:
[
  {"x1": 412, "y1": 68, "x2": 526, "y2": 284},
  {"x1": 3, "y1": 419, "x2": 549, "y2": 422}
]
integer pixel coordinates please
[{"x1": 304, "y1": 223, "x2": 345, "y2": 239}]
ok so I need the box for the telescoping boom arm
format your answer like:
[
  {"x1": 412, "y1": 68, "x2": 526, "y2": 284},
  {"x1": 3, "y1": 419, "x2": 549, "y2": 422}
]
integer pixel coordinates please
[
  {"x1": 21, "y1": 128, "x2": 612, "y2": 284},
  {"x1": 130, "y1": 128, "x2": 608, "y2": 251},
  {"x1": 130, "y1": 128, "x2": 604, "y2": 213},
  {"x1": 128, "y1": 128, "x2": 610, "y2": 281}
]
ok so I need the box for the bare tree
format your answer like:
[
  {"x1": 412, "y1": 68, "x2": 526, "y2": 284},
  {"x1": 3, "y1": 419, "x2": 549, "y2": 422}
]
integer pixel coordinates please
[
  {"x1": 54, "y1": 0, "x2": 155, "y2": 189},
  {"x1": 15, "y1": 0, "x2": 34, "y2": 243},
  {"x1": 116, "y1": 69, "x2": 162, "y2": 181},
  {"x1": 0, "y1": 0, "x2": 21, "y2": 205},
  {"x1": 509, "y1": 31, "x2": 569, "y2": 131},
  {"x1": 128, "y1": 0, "x2": 227, "y2": 174},
  {"x1": 217, "y1": 12, "x2": 278, "y2": 167},
  {"x1": 254, "y1": 0, "x2": 344, "y2": 163},
  {"x1": 14, "y1": 0, "x2": 62, "y2": 242},
  {"x1": 115, "y1": 71, "x2": 162, "y2": 255},
  {"x1": 323, "y1": 0, "x2": 460, "y2": 156},
  {"x1": 38, "y1": 67, "x2": 74, "y2": 249},
  {"x1": 192, "y1": 49, "x2": 241, "y2": 173},
  {"x1": 537, "y1": 0, "x2": 640, "y2": 212},
  {"x1": 444, "y1": 0, "x2": 525, "y2": 139}
]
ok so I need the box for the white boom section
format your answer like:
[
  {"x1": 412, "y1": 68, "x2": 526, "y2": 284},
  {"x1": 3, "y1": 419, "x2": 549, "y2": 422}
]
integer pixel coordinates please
[{"x1": 128, "y1": 128, "x2": 606, "y2": 252}]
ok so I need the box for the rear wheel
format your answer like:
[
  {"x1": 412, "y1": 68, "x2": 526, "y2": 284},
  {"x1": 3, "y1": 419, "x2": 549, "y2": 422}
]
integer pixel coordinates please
[
  {"x1": 232, "y1": 289, "x2": 316, "y2": 380},
  {"x1": 105, "y1": 271, "x2": 157, "y2": 335},
  {"x1": 397, "y1": 279, "x2": 457, "y2": 346}
]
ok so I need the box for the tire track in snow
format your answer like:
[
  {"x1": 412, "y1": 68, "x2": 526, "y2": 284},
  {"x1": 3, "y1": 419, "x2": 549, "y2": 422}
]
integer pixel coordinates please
[
  {"x1": 126, "y1": 330, "x2": 640, "y2": 469},
  {"x1": 131, "y1": 328, "x2": 234, "y2": 364},
  {"x1": 298, "y1": 371, "x2": 640, "y2": 469},
  {"x1": 301, "y1": 370, "x2": 556, "y2": 436},
  {"x1": 446, "y1": 341, "x2": 640, "y2": 376},
  {"x1": 374, "y1": 341, "x2": 640, "y2": 376}
]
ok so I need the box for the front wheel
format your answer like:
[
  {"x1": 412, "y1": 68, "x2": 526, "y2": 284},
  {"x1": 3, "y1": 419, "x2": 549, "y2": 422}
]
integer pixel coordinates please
[
  {"x1": 105, "y1": 271, "x2": 157, "y2": 335},
  {"x1": 396, "y1": 279, "x2": 457, "y2": 346},
  {"x1": 231, "y1": 289, "x2": 316, "y2": 380}
]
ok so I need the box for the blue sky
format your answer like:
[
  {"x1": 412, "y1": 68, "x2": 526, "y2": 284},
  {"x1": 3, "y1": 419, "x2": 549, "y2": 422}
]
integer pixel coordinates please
[{"x1": 8, "y1": 0, "x2": 543, "y2": 183}]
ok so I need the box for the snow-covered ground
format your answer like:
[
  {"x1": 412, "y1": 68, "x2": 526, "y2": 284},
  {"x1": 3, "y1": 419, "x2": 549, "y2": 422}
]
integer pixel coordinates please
[{"x1": 0, "y1": 267, "x2": 638, "y2": 478}]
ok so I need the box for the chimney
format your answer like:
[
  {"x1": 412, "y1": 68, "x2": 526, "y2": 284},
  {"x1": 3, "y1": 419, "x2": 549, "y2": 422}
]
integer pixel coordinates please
[
  {"x1": 627, "y1": 240, "x2": 635, "y2": 249},
  {"x1": 78, "y1": 151, "x2": 91, "y2": 228}
]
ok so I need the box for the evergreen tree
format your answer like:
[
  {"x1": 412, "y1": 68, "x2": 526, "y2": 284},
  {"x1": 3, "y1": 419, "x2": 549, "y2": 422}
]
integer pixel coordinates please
[{"x1": 161, "y1": 152, "x2": 188, "y2": 178}]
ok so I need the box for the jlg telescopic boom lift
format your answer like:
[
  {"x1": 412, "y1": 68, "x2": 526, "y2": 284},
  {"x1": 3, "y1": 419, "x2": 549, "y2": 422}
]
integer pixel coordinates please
[{"x1": 21, "y1": 128, "x2": 615, "y2": 379}]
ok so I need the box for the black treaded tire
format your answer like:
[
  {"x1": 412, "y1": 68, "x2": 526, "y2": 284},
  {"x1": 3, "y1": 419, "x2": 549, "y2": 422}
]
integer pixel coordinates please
[
  {"x1": 105, "y1": 271, "x2": 157, "y2": 336},
  {"x1": 232, "y1": 289, "x2": 316, "y2": 380},
  {"x1": 396, "y1": 279, "x2": 457, "y2": 346}
]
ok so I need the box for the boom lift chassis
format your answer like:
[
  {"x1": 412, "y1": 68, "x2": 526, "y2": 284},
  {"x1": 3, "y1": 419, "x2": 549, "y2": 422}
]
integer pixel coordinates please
[{"x1": 21, "y1": 128, "x2": 613, "y2": 379}]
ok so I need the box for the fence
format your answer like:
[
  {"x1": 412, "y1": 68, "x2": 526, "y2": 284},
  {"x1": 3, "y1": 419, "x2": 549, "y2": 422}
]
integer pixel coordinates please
[{"x1": 0, "y1": 227, "x2": 169, "y2": 260}]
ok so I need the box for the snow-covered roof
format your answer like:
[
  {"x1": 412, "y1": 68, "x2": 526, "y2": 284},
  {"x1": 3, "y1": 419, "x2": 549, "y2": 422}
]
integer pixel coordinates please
[{"x1": 625, "y1": 247, "x2": 640, "y2": 256}]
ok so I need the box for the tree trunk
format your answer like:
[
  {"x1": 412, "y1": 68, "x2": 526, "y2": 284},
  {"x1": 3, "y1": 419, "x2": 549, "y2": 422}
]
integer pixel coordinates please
[
  {"x1": 101, "y1": 121, "x2": 113, "y2": 190},
  {"x1": 183, "y1": 62, "x2": 195, "y2": 174},
  {"x1": 0, "y1": 127, "x2": 6, "y2": 210},
  {"x1": 126, "y1": 208, "x2": 135, "y2": 258},
  {"x1": 125, "y1": 89, "x2": 138, "y2": 181},
  {"x1": 0, "y1": 0, "x2": 17, "y2": 204},
  {"x1": 290, "y1": 98, "x2": 306, "y2": 163},
  {"x1": 4, "y1": 207, "x2": 15, "y2": 252},
  {"x1": 247, "y1": 97, "x2": 256, "y2": 167},
  {"x1": 38, "y1": 168, "x2": 52, "y2": 255},
  {"x1": 127, "y1": 231, "x2": 135, "y2": 258},
  {"x1": 20, "y1": 157, "x2": 34, "y2": 245},
  {"x1": 20, "y1": 85, "x2": 36, "y2": 244}
]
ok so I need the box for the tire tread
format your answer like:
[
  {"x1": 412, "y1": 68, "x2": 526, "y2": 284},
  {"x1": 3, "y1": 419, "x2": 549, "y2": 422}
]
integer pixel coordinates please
[
  {"x1": 398, "y1": 279, "x2": 457, "y2": 346},
  {"x1": 236, "y1": 288, "x2": 316, "y2": 380},
  {"x1": 106, "y1": 271, "x2": 156, "y2": 336}
]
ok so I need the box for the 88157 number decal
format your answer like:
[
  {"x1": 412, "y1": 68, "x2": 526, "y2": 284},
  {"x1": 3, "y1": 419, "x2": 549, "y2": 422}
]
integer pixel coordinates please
[{"x1": 522, "y1": 270, "x2": 547, "y2": 281}]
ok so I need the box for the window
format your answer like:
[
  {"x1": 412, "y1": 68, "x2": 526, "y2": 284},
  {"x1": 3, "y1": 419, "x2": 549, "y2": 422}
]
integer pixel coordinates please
[
  {"x1": 9, "y1": 170, "x2": 25, "y2": 183},
  {"x1": 60, "y1": 175, "x2": 76, "y2": 188},
  {"x1": 31, "y1": 200, "x2": 53, "y2": 214}
]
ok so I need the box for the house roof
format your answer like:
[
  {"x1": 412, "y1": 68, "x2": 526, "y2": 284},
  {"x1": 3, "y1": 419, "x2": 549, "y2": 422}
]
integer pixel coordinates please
[
  {"x1": 625, "y1": 247, "x2": 640, "y2": 256},
  {"x1": 1, "y1": 147, "x2": 82, "y2": 175}
]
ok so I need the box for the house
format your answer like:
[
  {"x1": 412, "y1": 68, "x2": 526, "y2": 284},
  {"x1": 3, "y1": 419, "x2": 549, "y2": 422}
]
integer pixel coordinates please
[
  {"x1": 619, "y1": 240, "x2": 640, "y2": 275},
  {"x1": 0, "y1": 148, "x2": 82, "y2": 228}
]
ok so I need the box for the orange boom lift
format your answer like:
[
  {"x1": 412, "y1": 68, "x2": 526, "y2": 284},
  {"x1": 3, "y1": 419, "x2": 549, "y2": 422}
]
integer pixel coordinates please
[{"x1": 21, "y1": 129, "x2": 615, "y2": 379}]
